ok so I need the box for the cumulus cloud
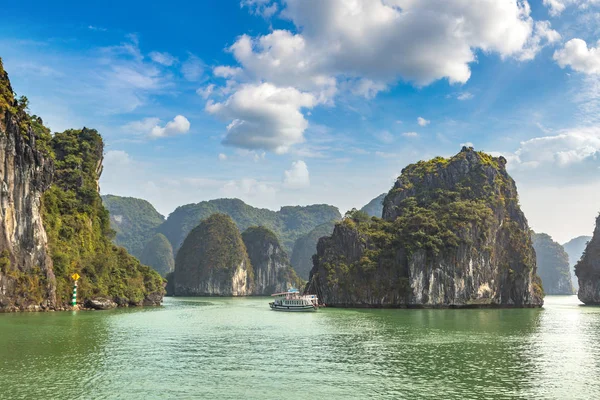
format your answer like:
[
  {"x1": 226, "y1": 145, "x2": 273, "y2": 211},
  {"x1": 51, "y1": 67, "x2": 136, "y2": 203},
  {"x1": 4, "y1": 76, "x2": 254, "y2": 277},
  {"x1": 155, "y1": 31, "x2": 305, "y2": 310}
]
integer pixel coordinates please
[
  {"x1": 149, "y1": 51, "x2": 177, "y2": 66},
  {"x1": 205, "y1": 83, "x2": 316, "y2": 153},
  {"x1": 124, "y1": 115, "x2": 191, "y2": 138},
  {"x1": 511, "y1": 127, "x2": 600, "y2": 167},
  {"x1": 402, "y1": 132, "x2": 418, "y2": 138},
  {"x1": 417, "y1": 117, "x2": 430, "y2": 127},
  {"x1": 283, "y1": 160, "x2": 310, "y2": 188},
  {"x1": 554, "y1": 38, "x2": 600, "y2": 74},
  {"x1": 242, "y1": 0, "x2": 279, "y2": 18},
  {"x1": 218, "y1": 153, "x2": 227, "y2": 161},
  {"x1": 221, "y1": 178, "x2": 278, "y2": 198},
  {"x1": 228, "y1": 0, "x2": 556, "y2": 89},
  {"x1": 542, "y1": 0, "x2": 600, "y2": 16}
]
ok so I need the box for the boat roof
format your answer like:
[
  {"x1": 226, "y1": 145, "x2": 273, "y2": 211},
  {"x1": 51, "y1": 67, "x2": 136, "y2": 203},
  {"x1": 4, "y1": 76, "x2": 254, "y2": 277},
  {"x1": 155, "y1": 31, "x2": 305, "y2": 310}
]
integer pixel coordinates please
[{"x1": 271, "y1": 288, "x2": 301, "y2": 296}]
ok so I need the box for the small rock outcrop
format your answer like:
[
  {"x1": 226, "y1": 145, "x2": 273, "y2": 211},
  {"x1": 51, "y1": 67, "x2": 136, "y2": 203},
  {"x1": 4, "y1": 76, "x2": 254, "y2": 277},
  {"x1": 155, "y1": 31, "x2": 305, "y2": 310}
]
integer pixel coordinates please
[
  {"x1": 242, "y1": 226, "x2": 303, "y2": 294},
  {"x1": 174, "y1": 214, "x2": 252, "y2": 296},
  {"x1": 140, "y1": 233, "x2": 175, "y2": 277},
  {"x1": 85, "y1": 297, "x2": 117, "y2": 310},
  {"x1": 532, "y1": 233, "x2": 574, "y2": 295},
  {"x1": 575, "y1": 215, "x2": 600, "y2": 305},
  {"x1": 307, "y1": 147, "x2": 543, "y2": 308}
]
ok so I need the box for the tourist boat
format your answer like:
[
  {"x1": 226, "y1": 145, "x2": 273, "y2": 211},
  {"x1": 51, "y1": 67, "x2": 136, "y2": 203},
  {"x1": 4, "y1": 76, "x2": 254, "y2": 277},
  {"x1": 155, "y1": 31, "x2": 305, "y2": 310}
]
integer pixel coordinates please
[{"x1": 269, "y1": 288, "x2": 318, "y2": 312}]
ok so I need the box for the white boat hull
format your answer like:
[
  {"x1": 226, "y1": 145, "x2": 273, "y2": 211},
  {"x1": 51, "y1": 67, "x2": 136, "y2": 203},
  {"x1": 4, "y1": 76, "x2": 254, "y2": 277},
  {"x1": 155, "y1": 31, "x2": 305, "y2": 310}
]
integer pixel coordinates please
[{"x1": 269, "y1": 302, "x2": 317, "y2": 312}]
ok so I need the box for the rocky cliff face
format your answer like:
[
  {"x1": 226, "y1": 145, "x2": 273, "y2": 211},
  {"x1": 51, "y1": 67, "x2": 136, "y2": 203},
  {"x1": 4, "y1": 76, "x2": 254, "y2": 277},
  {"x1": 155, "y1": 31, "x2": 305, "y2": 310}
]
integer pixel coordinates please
[
  {"x1": 563, "y1": 235, "x2": 591, "y2": 291},
  {"x1": 174, "y1": 214, "x2": 252, "y2": 296},
  {"x1": 532, "y1": 233, "x2": 573, "y2": 295},
  {"x1": 307, "y1": 147, "x2": 543, "y2": 308},
  {"x1": 575, "y1": 215, "x2": 600, "y2": 305},
  {"x1": 242, "y1": 226, "x2": 303, "y2": 294},
  {"x1": 0, "y1": 61, "x2": 56, "y2": 311}
]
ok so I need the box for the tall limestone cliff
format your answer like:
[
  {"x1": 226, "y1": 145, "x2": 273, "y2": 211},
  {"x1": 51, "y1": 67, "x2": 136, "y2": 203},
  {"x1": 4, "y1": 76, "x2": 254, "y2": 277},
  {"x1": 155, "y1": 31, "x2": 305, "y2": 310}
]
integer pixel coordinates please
[
  {"x1": 0, "y1": 58, "x2": 164, "y2": 311},
  {"x1": 532, "y1": 232, "x2": 573, "y2": 295},
  {"x1": 242, "y1": 226, "x2": 303, "y2": 294},
  {"x1": 563, "y1": 235, "x2": 591, "y2": 291},
  {"x1": 0, "y1": 59, "x2": 55, "y2": 311},
  {"x1": 575, "y1": 215, "x2": 600, "y2": 305},
  {"x1": 174, "y1": 214, "x2": 252, "y2": 296},
  {"x1": 307, "y1": 147, "x2": 543, "y2": 308}
]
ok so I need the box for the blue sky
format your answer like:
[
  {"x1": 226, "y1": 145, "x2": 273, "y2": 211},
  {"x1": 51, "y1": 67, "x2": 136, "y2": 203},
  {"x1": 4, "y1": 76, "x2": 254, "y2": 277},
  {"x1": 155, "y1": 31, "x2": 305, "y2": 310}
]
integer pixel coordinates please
[{"x1": 1, "y1": 0, "x2": 600, "y2": 243}]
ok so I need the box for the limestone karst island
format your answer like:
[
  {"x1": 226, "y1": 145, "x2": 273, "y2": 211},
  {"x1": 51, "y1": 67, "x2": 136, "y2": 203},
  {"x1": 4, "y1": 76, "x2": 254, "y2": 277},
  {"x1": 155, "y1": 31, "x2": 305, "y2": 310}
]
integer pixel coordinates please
[{"x1": 1, "y1": 1, "x2": 600, "y2": 398}]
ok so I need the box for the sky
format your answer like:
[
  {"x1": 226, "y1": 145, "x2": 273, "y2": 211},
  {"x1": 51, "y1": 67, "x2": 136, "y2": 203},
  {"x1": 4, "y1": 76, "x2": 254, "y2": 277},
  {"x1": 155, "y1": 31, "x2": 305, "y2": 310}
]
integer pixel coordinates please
[{"x1": 1, "y1": 0, "x2": 599, "y2": 243}]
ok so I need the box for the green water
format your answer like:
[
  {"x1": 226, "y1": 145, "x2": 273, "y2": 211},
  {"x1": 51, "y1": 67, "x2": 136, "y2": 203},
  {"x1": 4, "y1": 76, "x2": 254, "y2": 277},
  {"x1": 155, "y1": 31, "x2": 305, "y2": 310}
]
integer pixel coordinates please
[{"x1": 0, "y1": 296, "x2": 599, "y2": 399}]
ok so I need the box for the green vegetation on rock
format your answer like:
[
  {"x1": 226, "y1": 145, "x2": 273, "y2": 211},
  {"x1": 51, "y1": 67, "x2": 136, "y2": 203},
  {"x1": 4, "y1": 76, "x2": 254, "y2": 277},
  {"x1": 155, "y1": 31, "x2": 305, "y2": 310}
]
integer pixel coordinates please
[
  {"x1": 140, "y1": 233, "x2": 175, "y2": 277},
  {"x1": 532, "y1": 232, "x2": 574, "y2": 295},
  {"x1": 41, "y1": 128, "x2": 164, "y2": 305},
  {"x1": 291, "y1": 220, "x2": 338, "y2": 280},
  {"x1": 308, "y1": 147, "x2": 542, "y2": 308},
  {"x1": 174, "y1": 213, "x2": 253, "y2": 296},
  {"x1": 159, "y1": 198, "x2": 341, "y2": 254},
  {"x1": 101, "y1": 195, "x2": 165, "y2": 258}
]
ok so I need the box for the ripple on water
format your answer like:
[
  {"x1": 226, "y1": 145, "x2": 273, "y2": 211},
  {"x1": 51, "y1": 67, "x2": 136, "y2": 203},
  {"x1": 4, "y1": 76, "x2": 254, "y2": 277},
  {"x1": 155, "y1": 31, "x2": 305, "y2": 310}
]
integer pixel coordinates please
[{"x1": 0, "y1": 296, "x2": 599, "y2": 399}]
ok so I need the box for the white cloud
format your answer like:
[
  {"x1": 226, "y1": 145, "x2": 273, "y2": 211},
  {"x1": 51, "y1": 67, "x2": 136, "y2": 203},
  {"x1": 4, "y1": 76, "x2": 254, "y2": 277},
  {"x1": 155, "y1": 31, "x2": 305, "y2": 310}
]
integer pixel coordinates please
[
  {"x1": 205, "y1": 83, "x2": 316, "y2": 154},
  {"x1": 213, "y1": 66, "x2": 243, "y2": 78},
  {"x1": 542, "y1": 0, "x2": 600, "y2": 16},
  {"x1": 218, "y1": 153, "x2": 227, "y2": 161},
  {"x1": 88, "y1": 25, "x2": 107, "y2": 32},
  {"x1": 554, "y1": 38, "x2": 600, "y2": 74},
  {"x1": 402, "y1": 132, "x2": 418, "y2": 138},
  {"x1": 417, "y1": 117, "x2": 430, "y2": 127},
  {"x1": 181, "y1": 54, "x2": 204, "y2": 81},
  {"x1": 197, "y1": 84, "x2": 215, "y2": 99},
  {"x1": 457, "y1": 92, "x2": 474, "y2": 100},
  {"x1": 227, "y1": 0, "x2": 557, "y2": 89},
  {"x1": 283, "y1": 160, "x2": 310, "y2": 188},
  {"x1": 124, "y1": 115, "x2": 190, "y2": 138},
  {"x1": 461, "y1": 142, "x2": 475, "y2": 148},
  {"x1": 104, "y1": 150, "x2": 131, "y2": 166},
  {"x1": 149, "y1": 51, "x2": 177, "y2": 66},
  {"x1": 511, "y1": 127, "x2": 600, "y2": 167},
  {"x1": 242, "y1": 0, "x2": 279, "y2": 18}
]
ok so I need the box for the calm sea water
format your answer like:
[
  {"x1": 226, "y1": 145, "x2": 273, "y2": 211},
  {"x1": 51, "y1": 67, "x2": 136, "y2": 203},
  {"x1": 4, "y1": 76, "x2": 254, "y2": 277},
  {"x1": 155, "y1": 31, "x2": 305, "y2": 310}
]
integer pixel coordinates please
[{"x1": 0, "y1": 296, "x2": 599, "y2": 399}]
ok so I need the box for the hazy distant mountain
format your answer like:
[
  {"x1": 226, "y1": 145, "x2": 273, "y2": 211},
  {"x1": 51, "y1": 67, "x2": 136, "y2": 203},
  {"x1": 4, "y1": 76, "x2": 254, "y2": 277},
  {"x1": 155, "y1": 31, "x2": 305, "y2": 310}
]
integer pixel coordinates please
[
  {"x1": 360, "y1": 193, "x2": 386, "y2": 218},
  {"x1": 563, "y1": 236, "x2": 592, "y2": 291},
  {"x1": 158, "y1": 198, "x2": 341, "y2": 255},
  {"x1": 290, "y1": 220, "x2": 338, "y2": 280},
  {"x1": 102, "y1": 195, "x2": 165, "y2": 258},
  {"x1": 140, "y1": 233, "x2": 175, "y2": 277},
  {"x1": 532, "y1": 233, "x2": 574, "y2": 295}
]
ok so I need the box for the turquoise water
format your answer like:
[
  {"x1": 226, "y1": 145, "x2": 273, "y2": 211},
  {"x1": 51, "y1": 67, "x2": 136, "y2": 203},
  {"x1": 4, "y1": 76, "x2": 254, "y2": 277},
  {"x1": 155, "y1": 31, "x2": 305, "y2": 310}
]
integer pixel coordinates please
[{"x1": 1, "y1": 296, "x2": 599, "y2": 399}]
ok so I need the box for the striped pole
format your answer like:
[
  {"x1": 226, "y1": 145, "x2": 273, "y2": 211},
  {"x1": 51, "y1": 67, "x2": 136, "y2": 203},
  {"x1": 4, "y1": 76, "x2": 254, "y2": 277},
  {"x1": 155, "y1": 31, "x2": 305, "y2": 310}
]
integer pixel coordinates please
[{"x1": 72, "y1": 280, "x2": 78, "y2": 306}]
